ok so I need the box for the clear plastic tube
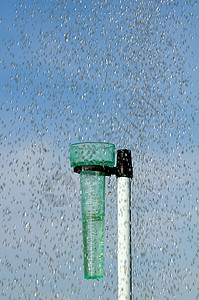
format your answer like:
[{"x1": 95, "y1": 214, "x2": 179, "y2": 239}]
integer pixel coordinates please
[
  {"x1": 80, "y1": 170, "x2": 105, "y2": 279},
  {"x1": 70, "y1": 142, "x2": 115, "y2": 279}
]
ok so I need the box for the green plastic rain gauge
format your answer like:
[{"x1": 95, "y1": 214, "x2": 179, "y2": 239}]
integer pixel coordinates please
[{"x1": 70, "y1": 142, "x2": 133, "y2": 299}]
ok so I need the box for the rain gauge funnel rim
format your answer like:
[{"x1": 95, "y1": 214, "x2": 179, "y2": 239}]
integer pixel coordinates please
[
  {"x1": 70, "y1": 142, "x2": 115, "y2": 168},
  {"x1": 70, "y1": 141, "x2": 115, "y2": 146}
]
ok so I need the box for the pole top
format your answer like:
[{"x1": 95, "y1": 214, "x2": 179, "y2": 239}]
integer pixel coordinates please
[{"x1": 116, "y1": 149, "x2": 133, "y2": 179}]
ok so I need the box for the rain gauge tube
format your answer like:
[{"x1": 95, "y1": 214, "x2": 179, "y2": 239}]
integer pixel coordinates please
[
  {"x1": 80, "y1": 168, "x2": 105, "y2": 279},
  {"x1": 70, "y1": 142, "x2": 115, "y2": 279},
  {"x1": 70, "y1": 143, "x2": 133, "y2": 299}
]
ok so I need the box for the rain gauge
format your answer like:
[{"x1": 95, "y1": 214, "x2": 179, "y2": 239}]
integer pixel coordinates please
[{"x1": 70, "y1": 142, "x2": 133, "y2": 300}]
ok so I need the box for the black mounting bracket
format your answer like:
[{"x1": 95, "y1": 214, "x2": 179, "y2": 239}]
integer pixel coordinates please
[{"x1": 74, "y1": 149, "x2": 133, "y2": 179}]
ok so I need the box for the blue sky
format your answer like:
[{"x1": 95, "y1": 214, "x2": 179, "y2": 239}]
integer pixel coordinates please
[
  {"x1": 0, "y1": 0, "x2": 198, "y2": 153},
  {"x1": 0, "y1": 0, "x2": 198, "y2": 299}
]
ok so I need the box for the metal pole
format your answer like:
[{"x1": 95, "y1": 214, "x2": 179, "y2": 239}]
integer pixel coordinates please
[
  {"x1": 117, "y1": 176, "x2": 132, "y2": 300},
  {"x1": 116, "y1": 149, "x2": 133, "y2": 300}
]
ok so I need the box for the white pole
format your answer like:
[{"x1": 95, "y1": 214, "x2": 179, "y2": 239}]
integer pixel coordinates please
[{"x1": 117, "y1": 176, "x2": 132, "y2": 300}]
